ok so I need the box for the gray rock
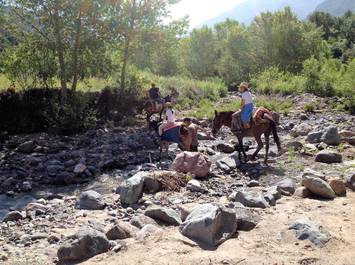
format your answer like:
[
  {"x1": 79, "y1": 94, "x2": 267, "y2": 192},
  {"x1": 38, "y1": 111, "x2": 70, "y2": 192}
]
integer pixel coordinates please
[
  {"x1": 136, "y1": 224, "x2": 163, "y2": 241},
  {"x1": 302, "y1": 176, "x2": 336, "y2": 199},
  {"x1": 306, "y1": 131, "x2": 323, "y2": 144},
  {"x1": 216, "y1": 142, "x2": 235, "y2": 153},
  {"x1": 235, "y1": 207, "x2": 260, "y2": 231},
  {"x1": 106, "y1": 221, "x2": 139, "y2": 240},
  {"x1": 117, "y1": 172, "x2": 148, "y2": 205},
  {"x1": 18, "y1": 141, "x2": 34, "y2": 153},
  {"x1": 180, "y1": 204, "x2": 237, "y2": 246},
  {"x1": 315, "y1": 150, "x2": 342, "y2": 164},
  {"x1": 2, "y1": 211, "x2": 24, "y2": 222},
  {"x1": 289, "y1": 218, "x2": 331, "y2": 247},
  {"x1": 290, "y1": 124, "x2": 312, "y2": 137},
  {"x1": 263, "y1": 192, "x2": 276, "y2": 206},
  {"x1": 235, "y1": 191, "x2": 269, "y2": 208},
  {"x1": 57, "y1": 228, "x2": 110, "y2": 262},
  {"x1": 247, "y1": 180, "x2": 260, "y2": 187},
  {"x1": 302, "y1": 168, "x2": 325, "y2": 180},
  {"x1": 74, "y1": 163, "x2": 87, "y2": 174},
  {"x1": 216, "y1": 153, "x2": 240, "y2": 172},
  {"x1": 144, "y1": 206, "x2": 182, "y2": 226},
  {"x1": 130, "y1": 214, "x2": 158, "y2": 229},
  {"x1": 276, "y1": 178, "x2": 296, "y2": 195},
  {"x1": 76, "y1": 190, "x2": 106, "y2": 210},
  {"x1": 265, "y1": 186, "x2": 282, "y2": 200},
  {"x1": 321, "y1": 126, "x2": 340, "y2": 146}
]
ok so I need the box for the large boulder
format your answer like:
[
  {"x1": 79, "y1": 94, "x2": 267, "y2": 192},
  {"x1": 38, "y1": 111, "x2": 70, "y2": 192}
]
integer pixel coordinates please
[
  {"x1": 276, "y1": 178, "x2": 296, "y2": 195},
  {"x1": 116, "y1": 172, "x2": 148, "y2": 205},
  {"x1": 289, "y1": 218, "x2": 331, "y2": 247},
  {"x1": 57, "y1": 228, "x2": 110, "y2": 262},
  {"x1": 106, "y1": 221, "x2": 139, "y2": 240},
  {"x1": 234, "y1": 191, "x2": 270, "y2": 208},
  {"x1": 290, "y1": 124, "x2": 312, "y2": 137},
  {"x1": 315, "y1": 150, "x2": 342, "y2": 164},
  {"x1": 75, "y1": 190, "x2": 106, "y2": 210},
  {"x1": 321, "y1": 126, "x2": 341, "y2": 146},
  {"x1": 144, "y1": 206, "x2": 182, "y2": 226},
  {"x1": 302, "y1": 176, "x2": 336, "y2": 199},
  {"x1": 179, "y1": 204, "x2": 237, "y2": 246},
  {"x1": 170, "y1": 152, "x2": 211, "y2": 178}
]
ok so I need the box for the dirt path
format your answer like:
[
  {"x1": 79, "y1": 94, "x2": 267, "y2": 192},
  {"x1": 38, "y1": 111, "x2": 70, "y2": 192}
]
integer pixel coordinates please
[{"x1": 84, "y1": 192, "x2": 355, "y2": 265}]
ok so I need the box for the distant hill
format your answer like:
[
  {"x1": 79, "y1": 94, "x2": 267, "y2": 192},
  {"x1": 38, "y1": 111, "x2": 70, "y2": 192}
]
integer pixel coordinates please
[
  {"x1": 200, "y1": 0, "x2": 325, "y2": 27},
  {"x1": 315, "y1": 0, "x2": 355, "y2": 16}
]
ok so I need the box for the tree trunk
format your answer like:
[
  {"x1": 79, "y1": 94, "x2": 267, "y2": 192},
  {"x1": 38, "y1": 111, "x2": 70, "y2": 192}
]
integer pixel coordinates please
[
  {"x1": 72, "y1": 11, "x2": 82, "y2": 91},
  {"x1": 53, "y1": 3, "x2": 67, "y2": 100},
  {"x1": 119, "y1": 0, "x2": 136, "y2": 91}
]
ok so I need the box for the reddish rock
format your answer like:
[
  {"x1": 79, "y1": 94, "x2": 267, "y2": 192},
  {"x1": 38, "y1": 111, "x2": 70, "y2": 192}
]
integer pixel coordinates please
[{"x1": 170, "y1": 152, "x2": 211, "y2": 177}]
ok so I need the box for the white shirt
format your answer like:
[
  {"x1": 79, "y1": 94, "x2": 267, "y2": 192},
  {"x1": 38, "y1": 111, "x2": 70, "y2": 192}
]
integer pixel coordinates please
[
  {"x1": 241, "y1": 91, "x2": 253, "y2": 105},
  {"x1": 166, "y1": 108, "x2": 176, "y2": 123}
]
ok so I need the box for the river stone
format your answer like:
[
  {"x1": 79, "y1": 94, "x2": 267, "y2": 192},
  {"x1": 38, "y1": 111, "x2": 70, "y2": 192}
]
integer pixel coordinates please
[
  {"x1": 178, "y1": 203, "x2": 200, "y2": 221},
  {"x1": 302, "y1": 176, "x2": 336, "y2": 199},
  {"x1": 289, "y1": 218, "x2": 331, "y2": 247},
  {"x1": 326, "y1": 177, "x2": 346, "y2": 196},
  {"x1": 235, "y1": 207, "x2": 260, "y2": 231},
  {"x1": 315, "y1": 150, "x2": 342, "y2": 164},
  {"x1": 75, "y1": 190, "x2": 106, "y2": 210},
  {"x1": 216, "y1": 153, "x2": 240, "y2": 172},
  {"x1": 265, "y1": 186, "x2": 282, "y2": 200},
  {"x1": 74, "y1": 163, "x2": 87, "y2": 174},
  {"x1": 290, "y1": 123, "x2": 312, "y2": 137},
  {"x1": 130, "y1": 214, "x2": 158, "y2": 229},
  {"x1": 216, "y1": 142, "x2": 235, "y2": 153},
  {"x1": 2, "y1": 211, "x2": 24, "y2": 222},
  {"x1": 321, "y1": 126, "x2": 340, "y2": 146},
  {"x1": 276, "y1": 178, "x2": 296, "y2": 195},
  {"x1": 144, "y1": 206, "x2": 182, "y2": 226},
  {"x1": 302, "y1": 168, "x2": 325, "y2": 180},
  {"x1": 117, "y1": 171, "x2": 148, "y2": 205},
  {"x1": 106, "y1": 221, "x2": 139, "y2": 240},
  {"x1": 136, "y1": 224, "x2": 163, "y2": 241},
  {"x1": 179, "y1": 204, "x2": 237, "y2": 246},
  {"x1": 18, "y1": 140, "x2": 34, "y2": 153},
  {"x1": 143, "y1": 175, "x2": 161, "y2": 193},
  {"x1": 170, "y1": 152, "x2": 211, "y2": 177},
  {"x1": 306, "y1": 131, "x2": 323, "y2": 144},
  {"x1": 234, "y1": 191, "x2": 269, "y2": 208},
  {"x1": 344, "y1": 170, "x2": 355, "y2": 190},
  {"x1": 294, "y1": 187, "x2": 311, "y2": 198},
  {"x1": 57, "y1": 228, "x2": 110, "y2": 262},
  {"x1": 285, "y1": 141, "x2": 303, "y2": 151},
  {"x1": 186, "y1": 179, "x2": 204, "y2": 192}
]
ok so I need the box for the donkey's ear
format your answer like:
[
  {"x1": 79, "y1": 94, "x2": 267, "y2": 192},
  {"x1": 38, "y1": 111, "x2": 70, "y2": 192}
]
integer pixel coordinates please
[{"x1": 214, "y1": 110, "x2": 218, "y2": 116}]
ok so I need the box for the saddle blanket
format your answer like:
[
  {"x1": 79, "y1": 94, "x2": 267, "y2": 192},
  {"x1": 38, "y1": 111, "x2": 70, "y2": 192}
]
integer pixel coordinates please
[{"x1": 161, "y1": 126, "x2": 180, "y2": 144}]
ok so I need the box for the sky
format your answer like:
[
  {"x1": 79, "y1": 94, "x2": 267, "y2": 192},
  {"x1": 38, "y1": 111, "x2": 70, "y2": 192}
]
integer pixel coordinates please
[{"x1": 169, "y1": 0, "x2": 245, "y2": 29}]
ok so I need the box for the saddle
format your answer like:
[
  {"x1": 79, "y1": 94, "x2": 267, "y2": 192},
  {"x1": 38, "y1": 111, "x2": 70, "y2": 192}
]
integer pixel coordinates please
[{"x1": 253, "y1": 107, "x2": 274, "y2": 125}]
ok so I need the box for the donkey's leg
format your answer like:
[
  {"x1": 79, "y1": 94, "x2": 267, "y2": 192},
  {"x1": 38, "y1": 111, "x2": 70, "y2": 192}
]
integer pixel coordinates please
[
  {"x1": 264, "y1": 131, "x2": 271, "y2": 164},
  {"x1": 237, "y1": 136, "x2": 247, "y2": 163},
  {"x1": 251, "y1": 135, "x2": 264, "y2": 160}
]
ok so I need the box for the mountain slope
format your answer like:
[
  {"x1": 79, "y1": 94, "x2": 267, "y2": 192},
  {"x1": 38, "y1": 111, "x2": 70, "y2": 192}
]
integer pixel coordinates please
[
  {"x1": 200, "y1": 0, "x2": 324, "y2": 27},
  {"x1": 315, "y1": 0, "x2": 355, "y2": 16}
]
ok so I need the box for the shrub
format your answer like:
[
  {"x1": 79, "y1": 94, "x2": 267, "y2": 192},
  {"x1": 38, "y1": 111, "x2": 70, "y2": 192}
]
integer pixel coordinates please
[{"x1": 304, "y1": 103, "x2": 315, "y2": 113}]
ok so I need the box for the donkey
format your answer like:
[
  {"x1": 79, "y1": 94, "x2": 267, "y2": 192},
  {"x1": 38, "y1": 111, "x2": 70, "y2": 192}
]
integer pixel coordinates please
[
  {"x1": 212, "y1": 110, "x2": 281, "y2": 164},
  {"x1": 149, "y1": 120, "x2": 194, "y2": 160}
]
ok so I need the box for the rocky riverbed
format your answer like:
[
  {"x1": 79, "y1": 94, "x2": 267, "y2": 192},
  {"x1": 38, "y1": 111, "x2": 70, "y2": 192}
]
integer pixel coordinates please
[{"x1": 0, "y1": 94, "x2": 354, "y2": 264}]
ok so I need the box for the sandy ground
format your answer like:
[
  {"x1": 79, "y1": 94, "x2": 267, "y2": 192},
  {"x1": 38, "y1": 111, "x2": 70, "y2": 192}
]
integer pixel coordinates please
[{"x1": 83, "y1": 192, "x2": 355, "y2": 265}]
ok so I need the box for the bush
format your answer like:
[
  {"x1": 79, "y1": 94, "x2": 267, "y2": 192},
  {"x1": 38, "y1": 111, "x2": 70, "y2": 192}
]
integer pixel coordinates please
[{"x1": 304, "y1": 103, "x2": 315, "y2": 113}]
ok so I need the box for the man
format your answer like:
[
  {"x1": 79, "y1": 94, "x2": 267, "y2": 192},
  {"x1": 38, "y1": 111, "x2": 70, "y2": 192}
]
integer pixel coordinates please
[
  {"x1": 183, "y1": 117, "x2": 213, "y2": 151},
  {"x1": 149, "y1": 83, "x2": 163, "y2": 109}
]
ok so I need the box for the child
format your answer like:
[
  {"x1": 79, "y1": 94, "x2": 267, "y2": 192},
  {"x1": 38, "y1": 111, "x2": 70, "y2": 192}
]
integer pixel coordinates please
[{"x1": 158, "y1": 102, "x2": 176, "y2": 135}]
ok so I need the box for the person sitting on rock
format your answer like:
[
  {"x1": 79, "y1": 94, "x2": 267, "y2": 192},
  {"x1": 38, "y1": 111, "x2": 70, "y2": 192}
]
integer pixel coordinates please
[{"x1": 231, "y1": 82, "x2": 254, "y2": 133}]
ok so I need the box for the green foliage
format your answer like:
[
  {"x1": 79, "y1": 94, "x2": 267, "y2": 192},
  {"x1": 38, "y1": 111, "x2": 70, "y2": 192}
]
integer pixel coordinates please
[
  {"x1": 251, "y1": 67, "x2": 305, "y2": 95},
  {"x1": 304, "y1": 103, "x2": 315, "y2": 113},
  {"x1": 45, "y1": 93, "x2": 97, "y2": 134}
]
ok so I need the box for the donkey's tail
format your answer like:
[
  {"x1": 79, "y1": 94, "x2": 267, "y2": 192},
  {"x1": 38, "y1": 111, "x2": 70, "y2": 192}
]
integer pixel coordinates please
[{"x1": 266, "y1": 117, "x2": 281, "y2": 152}]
